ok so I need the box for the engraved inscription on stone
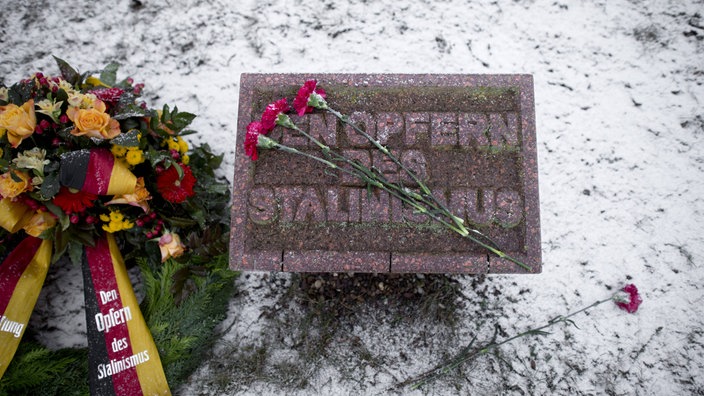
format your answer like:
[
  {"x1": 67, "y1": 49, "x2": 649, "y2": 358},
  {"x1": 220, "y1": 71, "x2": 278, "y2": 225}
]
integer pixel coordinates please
[{"x1": 231, "y1": 75, "x2": 540, "y2": 273}]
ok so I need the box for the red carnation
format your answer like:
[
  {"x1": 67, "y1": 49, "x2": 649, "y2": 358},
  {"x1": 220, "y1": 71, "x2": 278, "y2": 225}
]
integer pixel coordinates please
[
  {"x1": 156, "y1": 163, "x2": 196, "y2": 203},
  {"x1": 614, "y1": 284, "x2": 642, "y2": 313},
  {"x1": 52, "y1": 187, "x2": 98, "y2": 214},
  {"x1": 293, "y1": 80, "x2": 326, "y2": 117},
  {"x1": 245, "y1": 121, "x2": 265, "y2": 160},
  {"x1": 261, "y1": 98, "x2": 290, "y2": 132},
  {"x1": 90, "y1": 87, "x2": 125, "y2": 105}
]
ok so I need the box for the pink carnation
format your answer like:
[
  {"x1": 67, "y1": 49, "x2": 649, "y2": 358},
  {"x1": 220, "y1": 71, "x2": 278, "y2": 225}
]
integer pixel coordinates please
[
  {"x1": 615, "y1": 284, "x2": 642, "y2": 313},
  {"x1": 261, "y1": 98, "x2": 290, "y2": 132},
  {"x1": 244, "y1": 121, "x2": 266, "y2": 160},
  {"x1": 293, "y1": 80, "x2": 326, "y2": 117}
]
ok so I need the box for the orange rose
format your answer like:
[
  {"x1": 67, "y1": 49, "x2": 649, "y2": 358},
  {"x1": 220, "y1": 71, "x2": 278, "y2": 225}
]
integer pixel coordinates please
[
  {"x1": 0, "y1": 100, "x2": 36, "y2": 148},
  {"x1": 0, "y1": 170, "x2": 32, "y2": 199},
  {"x1": 66, "y1": 99, "x2": 120, "y2": 139},
  {"x1": 23, "y1": 210, "x2": 57, "y2": 237},
  {"x1": 158, "y1": 231, "x2": 186, "y2": 262},
  {"x1": 106, "y1": 177, "x2": 152, "y2": 212}
]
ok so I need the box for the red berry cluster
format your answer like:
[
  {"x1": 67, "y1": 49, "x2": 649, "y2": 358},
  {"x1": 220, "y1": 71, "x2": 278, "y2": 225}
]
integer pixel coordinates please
[{"x1": 136, "y1": 212, "x2": 165, "y2": 239}]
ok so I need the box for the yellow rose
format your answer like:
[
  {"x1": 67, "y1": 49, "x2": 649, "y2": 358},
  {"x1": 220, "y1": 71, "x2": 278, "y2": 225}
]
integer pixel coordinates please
[
  {"x1": 0, "y1": 100, "x2": 37, "y2": 148},
  {"x1": 66, "y1": 99, "x2": 121, "y2": 139},
  {"x1": 158, "y1": 232, "x2": 186, "y2": 262},
  {"x1": 0, "y1": 170, "x2": 32, "y2": 199},
  {"x1": 23, "y1": 210, "x2": 57, "y2": 237}
]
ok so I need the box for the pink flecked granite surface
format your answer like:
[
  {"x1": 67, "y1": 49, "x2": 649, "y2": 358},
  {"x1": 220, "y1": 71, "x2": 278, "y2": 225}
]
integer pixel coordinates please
[{"x1": 230, "y1": 74, "x2": 540, "y2": 273}]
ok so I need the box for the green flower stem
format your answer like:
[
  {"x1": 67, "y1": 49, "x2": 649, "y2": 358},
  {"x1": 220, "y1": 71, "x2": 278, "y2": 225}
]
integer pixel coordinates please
[
  {"x1": 278, "y1": 115, "x2": 331, "y2": 154},
  {"x1": 275, "y1": 106, "x2": 530, "y2": 271},
  {"x1": 326, "y1": 107, "x2": 431, "y2": 195},
  {"x1": 324, "y1": 106, "x2": 529, "y2": 270},
  {"x1": 397, "y1": 295, "x2": 618, "y2": 390},
  {"x1": 270, "y1": 141, "x2": 338, "y2": 170},
  {"x1": 326, "y1": 107, "x2": 467, "y2": 231},
  {"x1": 273, "y1": 136, "x2": 530, "y2": 270}
]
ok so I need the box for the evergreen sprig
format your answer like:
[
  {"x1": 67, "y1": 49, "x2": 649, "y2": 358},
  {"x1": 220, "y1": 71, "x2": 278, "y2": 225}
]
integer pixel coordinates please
[{"x1": 0, "y1": 254, "x2": 236, "y2": 396}]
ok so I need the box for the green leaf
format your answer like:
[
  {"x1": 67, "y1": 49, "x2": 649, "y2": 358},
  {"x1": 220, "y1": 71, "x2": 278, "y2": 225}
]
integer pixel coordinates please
[
  {"x1": 53, "y1": 56, "x2": 81, "y2": 86},
  {"x1": 55, "y1": 87, "x2": 69, "y2": 104},
  {"x1": 99, "y1": 62, "x2": 119, "y2": 86},
  {"x1": 164, "y1": 216, "x2": 198, "y2": 228},
  {"x1": 147, "y1": 148, "x2": 172, "y2": 168},
  {"x1": 111, "y1": 129, "x2": 141, "y2": 146},
  {"x1": 52, "y1": 228, "x2": 69, "y2": 263},
  {"x1": 172, "y1": 112, "x2": 196, "y2": 130},
  {"x1": 8, "y1": 82, "x2": 33, "y2": 105},
  {"x1": 68, "y1": 242, "x2": 83, "y2": 266},
  {"x1": 112, "y1": 104, "x2": 151, "y2": 120},
  {"x1": 40, "y1": 172, "x2": 61, "y2": 200},
  {"x1": 171, "y1": 161, "x2": 184, "y2": 180},
  {"x1": 162, "y1": 104, "x2": 171, "y2": 122}
]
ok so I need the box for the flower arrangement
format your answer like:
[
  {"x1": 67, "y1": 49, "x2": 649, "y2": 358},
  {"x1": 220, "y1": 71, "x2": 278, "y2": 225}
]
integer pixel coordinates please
[
  {"x1": 0, "y1": 58, "x2": 232, "y2": 394},
  {"x1": 244, "y1": 79, "x2": 531, "y2": 271},
  {"x1": 0, "y1": 57, "x2": 229, "y2": 265}
]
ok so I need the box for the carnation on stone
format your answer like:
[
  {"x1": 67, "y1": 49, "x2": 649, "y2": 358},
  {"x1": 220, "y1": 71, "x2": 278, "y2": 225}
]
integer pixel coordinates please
[{"x1": 293, "y1": 79, "x2": 327, "y2": 116}]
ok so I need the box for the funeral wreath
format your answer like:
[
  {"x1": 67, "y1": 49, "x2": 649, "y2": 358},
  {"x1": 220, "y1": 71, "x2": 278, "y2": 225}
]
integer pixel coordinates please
[{"x1": 0, "y1": 58, "x2": 233, "y2": 395}]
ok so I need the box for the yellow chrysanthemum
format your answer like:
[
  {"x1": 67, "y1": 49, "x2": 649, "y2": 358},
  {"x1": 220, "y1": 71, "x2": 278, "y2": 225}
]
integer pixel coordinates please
[
  {"x1": 101, "y1": 209, "x2": 134, "y2": 233},
  {"x1": 125, "y1": 149, "x2": 145, "y2": 166},
  {"x1": 111, "y1": 145, "x2": 128, "y2": 157},
  {"x1": 165, "y1": 138, "x2": 180, "y2": 152},
  {"x1": 177, "y1": 136, "x2": 189, "y2": 154},
  {"x1": 109, "y1": 210, "x2": 124, "y2": 222},
  {"x1": 181, "y1": 154, "x2": 190, "y2": 165}
]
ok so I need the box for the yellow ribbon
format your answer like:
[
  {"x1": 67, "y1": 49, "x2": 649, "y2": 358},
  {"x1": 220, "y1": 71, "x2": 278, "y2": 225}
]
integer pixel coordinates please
[{"x1": 0, "y1": 198, "x2": 33, "y2": 233}]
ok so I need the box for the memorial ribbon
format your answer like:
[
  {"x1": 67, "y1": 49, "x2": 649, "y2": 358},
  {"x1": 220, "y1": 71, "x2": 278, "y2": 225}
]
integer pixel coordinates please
[
  {"x1": 0, "y1": 148, "x2": 171, "y2": 394},
  {"x1": 0, "y1": 236, "x2": 52, "y2": 379},
  {"x1": 60, "y1": 148, "x2": 137, "y2": 196},
  {"x1": 83, "y1": 233, "x2": 171, "y2": 396}
]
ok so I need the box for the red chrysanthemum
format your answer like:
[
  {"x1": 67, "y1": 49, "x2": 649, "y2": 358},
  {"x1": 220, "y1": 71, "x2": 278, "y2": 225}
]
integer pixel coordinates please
[
  {"x1": 293, "y1": 80, "x2": 326, "y2": 117},
  {"x1": 52, "y1": 186, "x2": 98, "y2": 214},
  {"x1": 615, "y1": 284, "x2": 642, "y2": 314},
  {"x1": 90, "y1": 87, "x2": 125, "y2": 105},
  {"x1": 244, "y1": 121, "x2": 265, "y2": 161},
  {"x1": 156, "y1": 163, "x2": 196, "y2": 203},
  {"x1": 261, "y1": 98, "x2": 290, "y2": 132}
]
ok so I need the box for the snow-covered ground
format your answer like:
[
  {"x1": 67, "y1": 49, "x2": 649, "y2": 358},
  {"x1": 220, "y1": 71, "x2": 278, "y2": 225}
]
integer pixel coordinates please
[{"x1": 2, "y1": 0, "x2": 703, "y2": 395}]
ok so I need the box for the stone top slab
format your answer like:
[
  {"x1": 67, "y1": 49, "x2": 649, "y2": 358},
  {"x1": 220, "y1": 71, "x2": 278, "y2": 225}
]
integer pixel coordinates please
[{"x1": 230, "y1": 74, "x2": 541, "y2": 273}]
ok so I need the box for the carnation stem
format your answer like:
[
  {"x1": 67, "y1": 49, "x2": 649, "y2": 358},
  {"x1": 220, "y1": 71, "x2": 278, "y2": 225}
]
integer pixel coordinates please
[
  {"x1": 270, "y1": 128, "x2": 531, "y2": 271},
  {"x1": 395, "y1": 295, "x2": 617, "y2": 391},
  {"x1": 324, "y1": 107, "x2": 530, "y2": 271},
  {"x1": 269, "y1": 142, "x2": 338, "y2": 170}
]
